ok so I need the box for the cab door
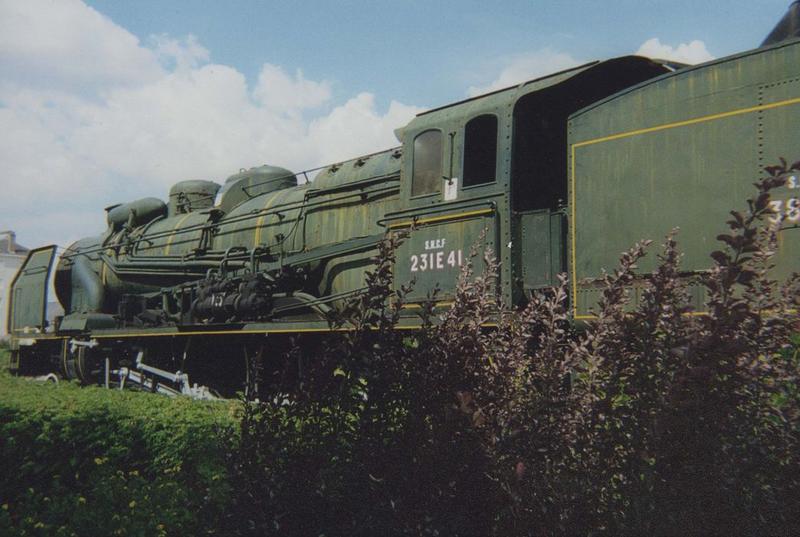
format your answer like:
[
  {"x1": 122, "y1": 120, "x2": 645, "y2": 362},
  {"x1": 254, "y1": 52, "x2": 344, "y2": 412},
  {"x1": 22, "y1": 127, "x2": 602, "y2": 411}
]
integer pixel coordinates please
[{"x1": 7, "y1": 245, "x2": 57, "y2": 334}]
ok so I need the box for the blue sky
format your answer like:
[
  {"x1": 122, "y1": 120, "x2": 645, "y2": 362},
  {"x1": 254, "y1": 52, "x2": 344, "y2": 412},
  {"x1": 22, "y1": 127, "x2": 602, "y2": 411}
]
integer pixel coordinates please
[
  {"x1": 86, "y1": 0, "x2": 787, "y2": 108},
  {"x1": 0, "y1": 0, "x2": 793, "y2": 249}
]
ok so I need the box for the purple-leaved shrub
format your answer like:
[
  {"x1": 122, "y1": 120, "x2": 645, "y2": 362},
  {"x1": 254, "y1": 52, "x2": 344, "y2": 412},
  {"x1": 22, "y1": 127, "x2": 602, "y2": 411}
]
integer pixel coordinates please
[{"x1": 233, "y1": 163, "x2": 800, "y2": 536}]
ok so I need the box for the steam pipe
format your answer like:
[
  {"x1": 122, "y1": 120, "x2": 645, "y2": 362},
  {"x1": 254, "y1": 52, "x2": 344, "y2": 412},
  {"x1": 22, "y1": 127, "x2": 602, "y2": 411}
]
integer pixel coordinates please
[{"x1": 72, "y1": 255, "x2": 105, "y2": 312}]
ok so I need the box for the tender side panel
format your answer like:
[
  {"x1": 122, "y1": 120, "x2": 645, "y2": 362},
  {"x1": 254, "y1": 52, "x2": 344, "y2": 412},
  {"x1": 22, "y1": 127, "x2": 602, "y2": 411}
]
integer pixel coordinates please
[
  {"x1": 569, "y1": 41, "x2": 800, "y2": 318},
  {"x1": 7, "y1": 245, "x2": 57, "y2": 333},
  {"x1": 760, "y1": 76, "x2": 800, "y2": 277}
]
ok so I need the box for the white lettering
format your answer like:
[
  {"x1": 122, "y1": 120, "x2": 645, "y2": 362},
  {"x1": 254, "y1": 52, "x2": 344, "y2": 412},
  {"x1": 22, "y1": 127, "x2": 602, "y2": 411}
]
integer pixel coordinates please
[
  {"x1": 787, "y1": 198, "x2": 800, "y2": 222},
  {"x1": 769, "y1": 198, "x2": 800, "y2": 223},
  {"x1": 424, "y1": 239, "x2": 446, "y2": 250},
  {"x1": 409, "y1": 249, "x2": 464, "y2": 272},
  {"x1": 769, "y1": 200, "x2": 783, "y2": 224}
]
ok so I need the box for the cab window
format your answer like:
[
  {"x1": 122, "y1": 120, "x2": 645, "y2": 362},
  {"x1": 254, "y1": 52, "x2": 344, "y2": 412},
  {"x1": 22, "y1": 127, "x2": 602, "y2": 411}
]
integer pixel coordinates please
[
  {"x1": 411, "y1": 129, "x2": 443, "y2": 196},
  {"x1": 463, "y1": 114, "x2": 498, "y2": 187}
]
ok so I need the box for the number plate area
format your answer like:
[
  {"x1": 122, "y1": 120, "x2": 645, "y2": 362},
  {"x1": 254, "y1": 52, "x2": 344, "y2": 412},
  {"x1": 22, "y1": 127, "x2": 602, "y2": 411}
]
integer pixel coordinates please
[
  {"x1": 394, "y1": 214, "x2": 495, "y2": 303},
  {"x1": 770, "y1": 173, "x2": 800, "y2": 225}
]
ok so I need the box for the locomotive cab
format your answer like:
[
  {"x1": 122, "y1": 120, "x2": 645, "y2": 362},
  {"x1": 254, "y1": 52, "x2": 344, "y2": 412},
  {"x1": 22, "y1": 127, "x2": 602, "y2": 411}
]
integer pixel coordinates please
[{"x1": 391, "y1": 57, "x2": 674, "y2": 305}]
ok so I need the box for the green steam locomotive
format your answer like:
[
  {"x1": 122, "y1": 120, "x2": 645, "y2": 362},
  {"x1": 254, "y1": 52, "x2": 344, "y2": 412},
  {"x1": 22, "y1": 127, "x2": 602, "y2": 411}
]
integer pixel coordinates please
[{"x1": 7, "y1": 4, "x2": 800, "y2": 395}]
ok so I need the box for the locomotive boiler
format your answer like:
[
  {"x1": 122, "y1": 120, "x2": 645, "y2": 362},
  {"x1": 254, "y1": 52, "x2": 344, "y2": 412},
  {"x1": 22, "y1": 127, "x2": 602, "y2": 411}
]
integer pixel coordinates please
[{"x1": 7, "y1": 3, "x2": 800, "y2": 393}]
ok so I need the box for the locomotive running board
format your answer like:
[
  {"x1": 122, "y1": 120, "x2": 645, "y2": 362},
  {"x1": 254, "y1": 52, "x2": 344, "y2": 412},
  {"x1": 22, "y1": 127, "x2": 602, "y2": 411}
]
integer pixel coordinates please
[{"x1": 6, "y1": 245, "x2": 57, "y2": 335}]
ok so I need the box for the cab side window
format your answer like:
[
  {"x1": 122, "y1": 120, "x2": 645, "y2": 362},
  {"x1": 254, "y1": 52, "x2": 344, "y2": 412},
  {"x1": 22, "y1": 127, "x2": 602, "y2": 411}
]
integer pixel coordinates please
[
  {"x1": 411, "y1": 129, "x2": 443, "y2": 196},
  {"x1": 463, "y1": 114, "x2": 498, "y2": 188}
]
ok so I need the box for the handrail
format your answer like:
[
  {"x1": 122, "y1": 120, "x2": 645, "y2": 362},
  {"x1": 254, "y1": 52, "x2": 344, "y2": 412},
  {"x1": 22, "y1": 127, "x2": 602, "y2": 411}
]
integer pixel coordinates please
[
  {"x1": 241, "y1": 146, "x2": 401, "y2": 193},
  {"x1": 62, "y1": 178, "x2": 400, "y2": 260},
  {"x1": 377, "y1": 199, "x2": 496, "y2": 228},
  {"x1": 99, "y1": 233, "x2": 383, "y2": 280}
]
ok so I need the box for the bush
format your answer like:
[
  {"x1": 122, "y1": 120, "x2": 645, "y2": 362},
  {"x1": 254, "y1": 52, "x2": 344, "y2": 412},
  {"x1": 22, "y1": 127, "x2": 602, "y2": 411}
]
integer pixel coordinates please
[
  {"x1": 230, "y1": 234, "x2": 494, "y2": 535},
  {"x1": 0, "y1": 374, "x2": 238, "y2": 536},
  {"x1": 486, "y1": 164, "x2": 800, "y2": 535},
  {"x1": 1, "y1": 163, "x2": 797, "y2": 536},
  {"x1": 0, "y1": 347, "x2": 9, "y2": 372},
  {"x1": 234, "y1": 164, "x2": 800, "y2": 536}
]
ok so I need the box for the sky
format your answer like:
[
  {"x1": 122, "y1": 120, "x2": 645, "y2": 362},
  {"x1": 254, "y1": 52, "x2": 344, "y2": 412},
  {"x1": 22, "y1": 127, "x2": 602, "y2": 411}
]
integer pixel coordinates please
[{"x1": 0, "y1": 0, "x2": 792, "y2": 251}]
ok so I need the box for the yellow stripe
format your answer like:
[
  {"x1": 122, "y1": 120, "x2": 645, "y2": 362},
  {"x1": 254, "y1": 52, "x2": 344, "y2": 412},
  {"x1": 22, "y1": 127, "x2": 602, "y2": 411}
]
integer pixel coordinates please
[
  {"x1": 571, "y1": 144, "x2": 578, "y2": 317},
  {"x1": 90, "y1": 322, "x2": 473, "y2": 339},
  {"x1": 576, "y1": 311, "x2": 709, "y2": 320},
  {"x1": 570, "y1": 96, "x2": 800, "y2": 318},
  {"x1": 61, "y1": 339, "x2": 68, "y2": 376},
  {"x1": 164, "y1": 213, "x2": 193, "y2": 255},
  {"x1": 17, "y1": 326, "x2": 417, "y2": 340},
  {"x1": 575, "y1": 309, "x2": 796, "y2": 321},
  {"x1": 573, "y1": 96, "x2": 800, "y2": 148},
  {"x1": 20, "y1": 320, "x2": 496, "y2": 341},
  {"x1": 101, "y1": 262, "x2": 108, "y2": 285},
  {"x1": 94, "y1": 327, "x2": 353, "y2": 338},
  {"x1": 85, "y1": 319, "x2": 502, "y2": 339},
  {"x1": 402, "y1": 301, "x2": 455, "y2": 309},
  {"x1": 253, "y1": 191, "x2": 285, "y2": 247},
  {"x1": 14, "y1": 336, "x2": 69, "y2": 342},
  {"x1": 388, "y1": 208, "x2": 493, "y2": 229}
]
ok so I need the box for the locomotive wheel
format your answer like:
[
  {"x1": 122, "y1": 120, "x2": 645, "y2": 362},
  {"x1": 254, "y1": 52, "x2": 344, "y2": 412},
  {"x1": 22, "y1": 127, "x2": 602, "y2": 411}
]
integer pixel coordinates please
[{"x1": 62, "y1": 344, "x2": 103, "y2": 384}]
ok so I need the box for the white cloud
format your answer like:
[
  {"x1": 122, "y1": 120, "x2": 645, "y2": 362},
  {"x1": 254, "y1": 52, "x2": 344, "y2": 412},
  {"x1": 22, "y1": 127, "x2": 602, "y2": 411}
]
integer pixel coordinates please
[
  {"x1": 0, "y1": 0, "x2": 163, "y2": 92},
  {"x1": 467, "y1": 48, "x2": 581, "y2": 97},
  {"x1": 467, "y1": 37, "x2": 714, "y2": 100},
  {"x1": 635, "y1": 38, "x2": 715, "y2": 65},
  {"x1": 150, "y1": 34, "x2": 210, "y2": 71},
  {"x1": 0, "y1": 0, "x2": 422, "y2": 250},
  {"x1": 309, "y1": 95, "x2": 421, "y2": 165},
  {"x1": 253, "y1": 64, "x2": 332, "y2": 114}
]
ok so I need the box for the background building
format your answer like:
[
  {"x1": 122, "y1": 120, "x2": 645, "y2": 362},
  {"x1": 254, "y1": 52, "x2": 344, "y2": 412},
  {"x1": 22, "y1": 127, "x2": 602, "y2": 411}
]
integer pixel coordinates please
[{"x1": 1, "y1": 231, "x2": 29, "y2": 338}]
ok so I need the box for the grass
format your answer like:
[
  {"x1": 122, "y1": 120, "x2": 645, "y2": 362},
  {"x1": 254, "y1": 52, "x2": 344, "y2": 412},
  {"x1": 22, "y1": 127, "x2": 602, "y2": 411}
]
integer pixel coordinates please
[
  {"x1": 0, "y1": 344, "x2": 241, "y2": 536},
  {"x1": 0, "y1": 345, "x2": 9, "y2": 372}
]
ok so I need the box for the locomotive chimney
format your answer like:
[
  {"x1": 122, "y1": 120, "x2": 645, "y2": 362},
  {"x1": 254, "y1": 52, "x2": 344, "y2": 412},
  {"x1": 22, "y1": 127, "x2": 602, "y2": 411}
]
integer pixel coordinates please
[{"x1": 761, "y1": 1, "x2": 800, "y2": 47}]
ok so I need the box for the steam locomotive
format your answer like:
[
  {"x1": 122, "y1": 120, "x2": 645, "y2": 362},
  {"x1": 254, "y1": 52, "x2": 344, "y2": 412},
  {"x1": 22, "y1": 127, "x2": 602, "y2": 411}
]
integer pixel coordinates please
[{"x1": 7, "y1": 3, "x2": 800, "y2": 395}]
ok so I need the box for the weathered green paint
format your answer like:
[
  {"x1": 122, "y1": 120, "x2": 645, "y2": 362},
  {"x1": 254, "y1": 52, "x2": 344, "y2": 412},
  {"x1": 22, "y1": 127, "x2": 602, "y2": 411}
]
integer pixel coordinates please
[
  {"x1": 168, "y1": 180, "x2": 220, "y2": 216},
  {"x1": 7, "y1": 245, "x2": 56, "y2": 333},
  {"x1": 217, "y1": 165, "x2": 297, "y2": 213},
  {"x1": 393, "y1": 210, "x2": 497, "y2": 301},
  {"x1": 515, "y1": 210, "x2": 565, "y2": 290},
  {"x1": 106, "y1": 197, "x2": 166, "y2": 231},
  {"x1": 34, "y1": 38, "x2": 799, "y2": 337},
  {"x1": 569, "y1": 39, "x2": 800, "y2": 318}
]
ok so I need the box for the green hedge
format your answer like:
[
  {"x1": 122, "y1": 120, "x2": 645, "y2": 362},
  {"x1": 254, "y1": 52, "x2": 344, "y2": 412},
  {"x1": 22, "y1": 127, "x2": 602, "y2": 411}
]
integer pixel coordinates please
[{"x1": 0, "y1": 358, "x2": 238, "y2": 536}]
